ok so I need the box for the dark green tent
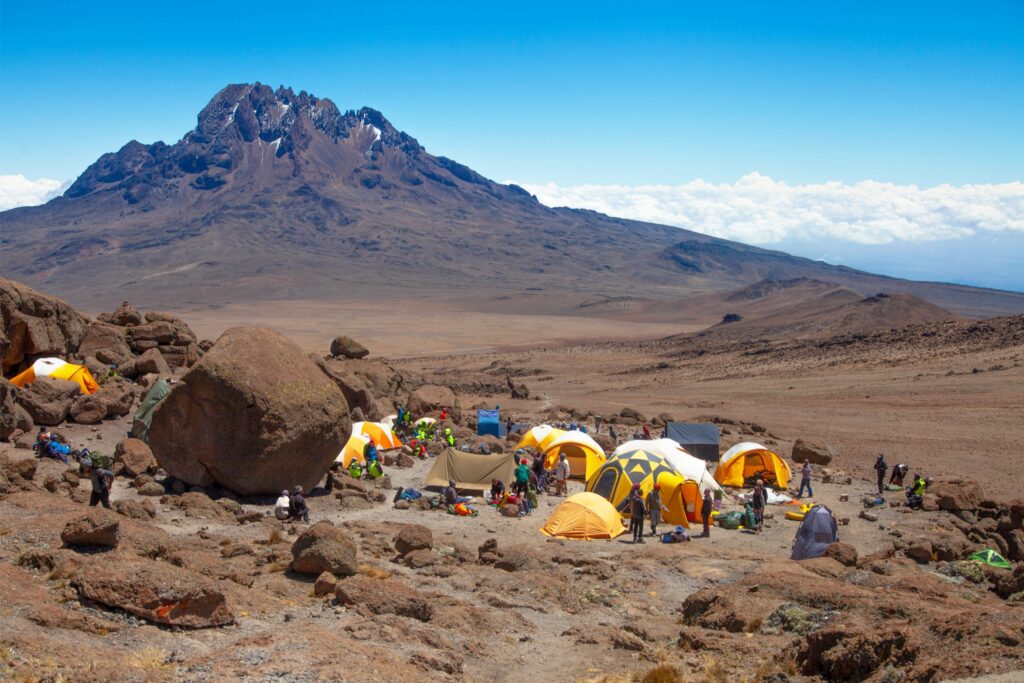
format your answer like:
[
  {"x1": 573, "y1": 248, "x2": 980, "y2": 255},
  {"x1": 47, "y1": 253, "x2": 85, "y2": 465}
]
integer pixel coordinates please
[{"x1": 131, "y1": 378, "x2": 171, "y2": 442}]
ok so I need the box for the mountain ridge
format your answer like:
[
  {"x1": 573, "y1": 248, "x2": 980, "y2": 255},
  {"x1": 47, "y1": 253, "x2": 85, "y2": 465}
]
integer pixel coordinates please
[{"x1": 2, "y1": 82, "x2": 1023, "y2": 319}]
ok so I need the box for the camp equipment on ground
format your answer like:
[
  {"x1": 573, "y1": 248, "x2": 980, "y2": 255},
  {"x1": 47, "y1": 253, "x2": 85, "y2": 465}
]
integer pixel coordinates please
[
  {"x1": 9, "y1": 357, "x2": 100, "y2": 395},
  {"x1": 540, "y1": 492, "x2": 626, "y2": 540},
  {"x1": 714, "y1": 442, "x2": 792, "y2": 488}
]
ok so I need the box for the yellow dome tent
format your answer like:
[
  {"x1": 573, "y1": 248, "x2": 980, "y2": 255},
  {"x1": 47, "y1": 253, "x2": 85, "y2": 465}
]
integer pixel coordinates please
[
  {"x1": 540, "y1": 492, "x2": 626, "y2": 540},
  {"x1": 587, "y1": 448, "x2": 697, "y2": 527},
  {"x1": 543, "y1": 430, "x2": 605, "y2": 480},
  {"x1": 353, "y1": 421, "x2": 403, "y2": 450},
  {"x1": 9, "y1": 357, "x2": 99, "y2": 395},
  {"x1": 335, "y1": 433, "x2": 370, "y2": 467},
  {"x1": 516, "y1": 425, "x2": 564, "y2": 453},
  {"x1": 714, "y1": 442, "x2": 792, "y2": 488}
]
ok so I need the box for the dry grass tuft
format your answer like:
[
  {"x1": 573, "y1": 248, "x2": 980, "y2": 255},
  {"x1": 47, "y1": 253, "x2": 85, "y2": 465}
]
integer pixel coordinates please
[
  {"x1": 126, "y1": 647, "x2": 171, "y2": 672},
  {"x1": 702, "y1": 654, "x2": 728, "y2": 683},
  {"x1": 637, "y1": 663, "x2": 683, "y2": 683},
  {"x1": 357, "y1": 564, "x2": 392, "y2": 580}
]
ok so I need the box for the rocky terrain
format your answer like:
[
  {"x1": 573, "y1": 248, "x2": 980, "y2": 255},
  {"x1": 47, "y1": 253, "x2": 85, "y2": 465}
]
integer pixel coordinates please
[
  {"x1": 1, "y1": 278, "x2": 1023, "y2": 682},
  {"x1": 3, "y1": 83, "x2": 1024, "y2": 320}
]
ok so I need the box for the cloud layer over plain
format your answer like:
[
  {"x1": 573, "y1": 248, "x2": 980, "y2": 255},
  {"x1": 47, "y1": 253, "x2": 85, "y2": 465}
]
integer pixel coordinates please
[
  {"x1": 0, "y1": 174, "x2": 68, "y2": 211},
  {"x1": 514, "y1": 173, "x2": 1024, "y2": 246}
]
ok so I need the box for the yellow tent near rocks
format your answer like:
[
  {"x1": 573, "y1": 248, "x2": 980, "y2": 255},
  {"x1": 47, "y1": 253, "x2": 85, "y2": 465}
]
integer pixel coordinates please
[
  {"x1": 587, "y1": 448, "x2": 697, "y2": 527},
  {"x1": 516, "y1": 425, "x2": 564, "y2": 453},
  {"x1": 714, "y1": 442, "x2": 792, "y2": 489},
  {"x1": 353, "y1": 421, "x2": 403, "y2": 450},
  {"x1": 543, "y1": 430, "x2": 605, "y2": 480},
  {"x1": 336, "y1": 433, "x2": 370, "y2": 467},
  {"x1": 9, "y1": 357, "x2": 99, "y2": 395},
  {"x1": 541, "y1": 492, "x2": 625, "y2": 540}
]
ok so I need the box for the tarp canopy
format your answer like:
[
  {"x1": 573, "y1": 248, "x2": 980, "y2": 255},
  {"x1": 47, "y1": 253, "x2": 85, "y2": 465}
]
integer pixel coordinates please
[
  {"x1": 541, "y1": 492, "x2": 626, "y2": 540},
  {"x1": 586, "y1": 448, "x2": 696, "y2": 527},
  {"x1": 424, "y1": 447, "x2": 517, "y2": 491},
  {"x1": 614, "y1": 439, "x2": 724, "y2": 500},
  {"x1": 664, "y1": 422, "x2": 720, "y2": 461},
  {"x1": 352, "y1": 421, "x2": 402, "y2": 449},
  {"x1": 477, "y1": 409, "x2": 500, "y2": 437},
  {"x1": 336, "y1": 433, "x2": 371, "y2": 467},
  {"x1": 791, "y1": 505, "x2": 838, "y2": 560},
  {"x1": 543, "y1": 430, "x2": 606, "y2": 480},
  {"x1": 131, "y1": 378, "x2": 171, "y2": 441},
  {"x1": 516, "y1": 425, "x2": 564, "y2": 453},
  {"x1": 715, "y1": 442, "x2": 792, "y2": 488},
  {"x1": 9, "y1": 357, "x2": 99, "y2": 395}
]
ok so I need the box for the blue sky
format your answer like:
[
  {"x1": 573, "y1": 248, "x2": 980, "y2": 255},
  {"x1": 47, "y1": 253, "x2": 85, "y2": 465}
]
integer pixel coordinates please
[{"x1": 2, "y1": 1, "x2": 1023, "y2": 289}]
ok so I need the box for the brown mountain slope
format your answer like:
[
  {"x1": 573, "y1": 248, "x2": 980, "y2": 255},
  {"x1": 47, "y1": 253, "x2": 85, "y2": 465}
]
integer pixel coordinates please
[{"x1": 1, "y1": 82, "x2": 1022, "y2": 318}]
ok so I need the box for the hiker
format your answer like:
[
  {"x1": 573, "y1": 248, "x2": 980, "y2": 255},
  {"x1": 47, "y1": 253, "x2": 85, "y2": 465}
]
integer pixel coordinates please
[
  {"x1": 911, "y1": 473, "x2": 927, "y2": 496},
  {"x1": 663, "y1": 525, "x2": 690, "y2": 543},
  {"x1": 363, "y1": 438, "x2": 379, "y2": 467},
  {"x1": 629, "y1": 485, "x2": 646, "y2": 543},
  {"x1": 444, "y1": 479, "x2": 469, "y2": 506},
  {"x1": 396, "y1": 406, "x2": 406, "y2": 429},
  {"x1": 347, "y1": 458, "x2": 362, "y2": 479},
  {"x1": 489, "y1": 478, "x2": 506, "y2": 504},
  {"x1": 289, "y1": 485, "x2": 310, "y2": 523},
  {"x1": 797, "y1": 460, "x2": 813, "y2": 498},
  {"x1": 647, "y1": 483, "x2": 662, "y2": 536},
  {"x1": 554, "y1": 453, "x2": 570, "y2": 496},
  {"x1": 514, "y1": 458, "x2": 531, "y2": 514},
  {"x1": 443, "y1": 427, "x2": 455, "y2": 447},
  {"x1": 701, "y1": 489, "x2": 713, "y2": 538},
  {"x1": 642, "y1": 423, "x2": 652, "y2": 440},
  {"x1": 81, "y1": 458, "x2": 113, "y2": 509},
  {"x1": 609, "y1": 425, "x2": 618, "y2": 443},
  {"x1": 440, "y1": 408, "x2": 448, "y2": 422},
  {"x1": 274, "y1": 490, "x2": 291, "y2": 520},
  {"x1": 594, "y1": 415, "x2": 602, "y2": 433},
  {"x1": 873, "y1": 453, "x2": 888, "y2": 495},
  {"x1": 890, "y1": 463, "x2": 909, "y2": 486},
  {"x1": 751, "y1": 480, "x2": 766, "y2": 533}
]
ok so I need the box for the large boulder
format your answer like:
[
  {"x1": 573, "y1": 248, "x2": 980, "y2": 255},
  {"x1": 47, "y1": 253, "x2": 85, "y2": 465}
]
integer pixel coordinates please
[
  {"x1": 129, "y1": 348, "x2": 171, "y2": 377},
  {"x1": 330, "y1": 335, "x2": 369, "y2": 359},
  {"x1": 792, "y1": 439, "x2": 833, "y2": 466},
  {"x1": 0, "y1": 378, "x2": 18, "y2": 439},
  {"x1": 407, "y1": 384, "x2": 458, "y2": 418},
  {"x1": 69, "y1": 394, "x2": 107, "y2": 425},
  {"x1": 72, "y1": 554, "x2": 234, "y2": 628},
  {"x1": 61, "y1": 510, "x2": 121, "y2": 548},
  {"x1": 97, "y1": 377, "x2": 139, "y2": 417},
  {"x1": 114, "y1": 438, "x2": 157, "y2": 477},
  {"x1": 77, "y1": 322, "x2": 132, "y2": 364},
  {"x1": 334, "y1": 576, "x2": 433, "y2": 621},
  {"x1": 102, "y1": 301, "x2": 143, "y2": 327},
  {"x1": 290, "y1": 522, "x2": 358, "y2": 577},
  {"x1": 928, "y1": 477, "x2": 984, "y2": 512},
  {"x1": 16, "y1": 376, "x2": 81, "y2": 425},
  {"x1": 0, "y1": 278, "x2": 89, "y2": 375},
  {"x1": 148, "y1": 327, "x2": 350, "y2": 495},
  {"x1": 394, "y1": 524, "x2": 433, "y2": 556}
]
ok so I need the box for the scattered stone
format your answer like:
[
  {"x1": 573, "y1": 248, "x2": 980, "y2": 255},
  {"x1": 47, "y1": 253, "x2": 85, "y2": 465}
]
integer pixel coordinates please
[
  {"x1": 334, "y1": 576, "x2": 433, "y2": 621},
  {"x1": 61, "y1": 510, "x2": 121, "y2": 548},
  {"x1": 859, "y1": 510, "x2": 878, "y2": 523},
  {"x1": 330, "y1": 335, "x2": 369, "y2": 359},
  {"x1": 313, "y1": 571, "x2": 337, "y2": 596},
  {"x1": 823, "y1": 542, "x2": 858, "y2": 566},
  {"x1": 137, "y1": 481, "x2": 165, "y2": 496},
  {"x1": 114, "y1": 438, "x2": 158, "y2": 477},
  {"x1": 905, "y1": 540, "x2": 933, "y2": 564},
  {"x1": 290, "y1": 522, "x2": 358, "y2": 577},
  {"x1": 394, "y1": 524, "x2": 433, "y2": 556}
]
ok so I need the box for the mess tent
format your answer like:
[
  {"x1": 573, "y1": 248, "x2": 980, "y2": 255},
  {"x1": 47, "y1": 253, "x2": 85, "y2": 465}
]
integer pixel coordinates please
[
  {"x1": 515, "y1": 425, "x2": 565, "y2": 453},
  {"x1": 586, "y1": 448, "x2": 697, "y2": 526},
  {"x1": 9, "y1": 357, "x2": 99, "y2": 395},
  {"x1": 542, "y1": 430, "x2": 606, "y2": 480},
  {"x1": 424, "y1": 447, "x2": 517, "y2": 491},
  {"x1": 715, "y1": 442, "x2": 792, "y2": 488},
  {"x1": 541, "y1": 492, "x2": 626, "y2": 540}
]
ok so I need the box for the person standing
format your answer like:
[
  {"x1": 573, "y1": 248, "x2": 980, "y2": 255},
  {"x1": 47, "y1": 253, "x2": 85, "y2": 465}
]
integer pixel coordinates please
[
  {"x1": 797, "y1": 460, "x2": 813, "y2": 499},
  {"x1": 700, "y1": 489, "x2": 713, "y2": 538},
  {"x1": 555, "y1": 453, "x2": 570, "y2": 496},
  {"x1": 874, "y1": 454, "x2": 888, "y2": 495},
  {"x1": 646, "y1": 483, "x2": 662, "y2": 536},
  {"x1": 629, "y1": 484, "x2": 646, "y2": 543},
  {"x1": 751, "y1": 480, "x2": 766, "y2": 533},
  {"x1": 642, "y1": 423, "x2": 652, "y2": 440},
  {"x1": 81, "y1": 458, "x2": 113, "y2": 509},
  {"x1": 514, "y1": 458, "x2": 531, "y2": 514}
]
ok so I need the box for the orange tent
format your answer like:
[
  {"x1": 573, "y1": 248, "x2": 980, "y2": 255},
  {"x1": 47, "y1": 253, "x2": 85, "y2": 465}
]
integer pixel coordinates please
[{"x1": 9, "y1": 357, "x2": 99, "y2": 395}]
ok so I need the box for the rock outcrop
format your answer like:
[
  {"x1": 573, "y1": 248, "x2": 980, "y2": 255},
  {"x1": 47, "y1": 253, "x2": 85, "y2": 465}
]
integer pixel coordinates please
[
  {"x1": 0, "y1": 278, "x2": 89, "y2": 375},
  {"x1": 61, "y1": 510, "x2": 121, "y2": 548},
  {"x1": 330, "y1": 335, "x2": 369, "y2": 359},
  {"x1": 16, "y1": 376, "x2": 82, "y2": 425},
  {"x1": 148, "y1": 326, "x2": 350, "y2": 495}
]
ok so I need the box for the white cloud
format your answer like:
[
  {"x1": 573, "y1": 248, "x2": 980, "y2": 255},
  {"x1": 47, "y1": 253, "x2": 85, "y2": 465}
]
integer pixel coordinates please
[
  {"x1": 512, "y1": 173, "x2": 1024, "y2": 246},
  {"x1": 0, "y1": 175, "x2": 69, "y2": 211}
]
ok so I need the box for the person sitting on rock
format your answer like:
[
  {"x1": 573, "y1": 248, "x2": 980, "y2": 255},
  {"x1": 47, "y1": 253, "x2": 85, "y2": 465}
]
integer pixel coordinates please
[
  {"x1": 443, "y1": 427, "x2": 455, "y2": 447},
  {"x1": 274, "y1": 490, "x2": 291, "y2": 520},
  {"x1": 289, "y1": 485, "x2": 310, "y2": 523},
  {"x1": 80, "y1": 458, "x2": 113, "y2": 509},
  {"x1": 347, "y1": 458, "x2": 363, "y2": 479}
]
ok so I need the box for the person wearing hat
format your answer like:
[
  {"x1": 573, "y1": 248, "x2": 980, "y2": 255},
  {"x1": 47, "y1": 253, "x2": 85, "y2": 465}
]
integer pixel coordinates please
[
  {"x1": 80, "y1": 457, "x2": 113, "y2": 509},
  {"x1": 646, "y1": 483, "x2": 662, "y2": 537},
  {"x1": 288, "y1": 485, "x2": 310, "y2": 523},
  {"x1": 628, "y1": 484, "x2": 647, "y2": 543},
  {"x1": 700, "y1": 489, "x2": 713, "y2": 538},
  {"x1": 274, "y1": 490, "x2": 291, "y2": 520}
]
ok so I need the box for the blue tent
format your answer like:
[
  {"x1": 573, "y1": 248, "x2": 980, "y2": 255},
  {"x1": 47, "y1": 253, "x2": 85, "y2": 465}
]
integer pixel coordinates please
[
  {"x1": 791, "y1": 505, "x2": 839, "y2": 561},
  {"x1": 477, "y1": 410, "x2": 501, "y2": 437}
]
